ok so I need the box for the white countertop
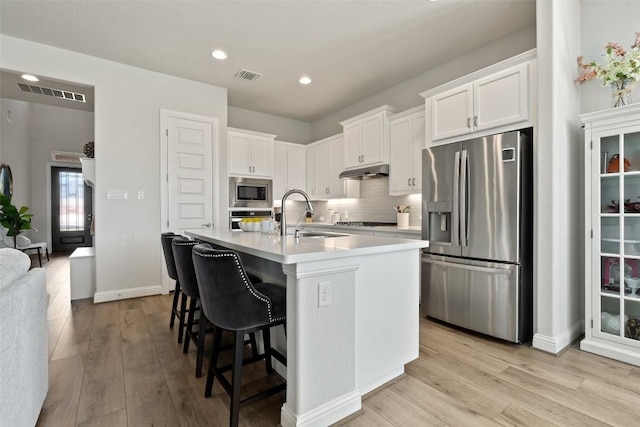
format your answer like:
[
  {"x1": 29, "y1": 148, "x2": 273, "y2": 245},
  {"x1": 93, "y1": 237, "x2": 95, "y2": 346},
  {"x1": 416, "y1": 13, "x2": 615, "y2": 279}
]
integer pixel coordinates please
[{"x1": 185, "y1": 228, "x2": 428, "y2": 264}]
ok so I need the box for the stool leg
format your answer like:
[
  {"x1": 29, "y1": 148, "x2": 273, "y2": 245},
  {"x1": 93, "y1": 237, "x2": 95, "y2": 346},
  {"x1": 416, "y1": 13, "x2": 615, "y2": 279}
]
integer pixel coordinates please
[
  {"x1": 196, "y1": 307, "x2": 207, "y2": 378},
  {"x1": 170, "y1": 281, "x2": 180, "y2": 329},
  {"x1": 248, "y1": 332, "x2": 258, "y2": 358},
  {"x1": 205, "y1": 327, "x2": 223, "y2": 398},
  {"x1": 183, "y1": 297, "x2": 197, "y2": 354},
  {"x1": 178, "y1": 290, "x2": 188, "y2": 344},
  {"x1": 45, "y1": 246, "x2": 49, "y2": 262},
  {"x1": 263, "y1": 327, "x2": 273, "y2": 374},
  {"x1": 37, "y1": 247, "x2": 42, "y2": 267},
  {"x1": 230, "y1": 331, "x2": 245, "y2": 427}
]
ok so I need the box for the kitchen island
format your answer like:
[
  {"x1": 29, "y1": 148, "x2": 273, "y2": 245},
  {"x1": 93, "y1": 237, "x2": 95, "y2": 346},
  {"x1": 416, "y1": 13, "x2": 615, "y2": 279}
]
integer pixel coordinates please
[{"x1": 185, "y1": 228, "x2": 428, "y2": 427}]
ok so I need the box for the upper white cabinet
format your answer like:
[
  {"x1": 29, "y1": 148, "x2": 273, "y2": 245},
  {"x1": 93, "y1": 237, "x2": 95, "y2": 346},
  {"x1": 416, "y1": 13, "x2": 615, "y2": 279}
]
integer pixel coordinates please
[
  {"x1": 421, "y1": 50, "x2": 536, "y2": 146},
  {"x1": 273, "y1": 141, "x2": 307, "y2": 201},
  {"x1": 228, "y1": 127, "x2": 275, "y2": 178},
  {"x1": 307, "y1": 134, "x2": 359, "y2": 200},
  {"x1": 340, "y1": 106, "x2": 401, "y2": 169},
  {"x1": 389, "y1": 106, "x2": 425, "y2": 195}
]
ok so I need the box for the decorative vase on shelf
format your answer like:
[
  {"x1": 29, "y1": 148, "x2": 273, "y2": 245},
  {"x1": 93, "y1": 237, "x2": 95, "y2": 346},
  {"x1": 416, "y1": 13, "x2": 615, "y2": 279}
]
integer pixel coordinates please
[{"x1": 612, "y1": 80, "x2": 633, "y2": 108}]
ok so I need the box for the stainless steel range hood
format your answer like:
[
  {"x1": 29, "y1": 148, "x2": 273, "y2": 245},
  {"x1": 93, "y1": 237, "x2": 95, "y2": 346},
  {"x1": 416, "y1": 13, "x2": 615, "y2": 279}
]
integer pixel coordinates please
[{"x1": 339, "y1": 164, "x2": 389, "y2": 180}]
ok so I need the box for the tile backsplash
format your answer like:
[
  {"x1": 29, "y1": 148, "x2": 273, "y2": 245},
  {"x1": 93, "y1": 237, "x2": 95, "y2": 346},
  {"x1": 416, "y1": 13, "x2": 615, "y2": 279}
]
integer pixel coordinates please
[{"x1": 283, "y1": 177, "x2": 422, "y2": 226}]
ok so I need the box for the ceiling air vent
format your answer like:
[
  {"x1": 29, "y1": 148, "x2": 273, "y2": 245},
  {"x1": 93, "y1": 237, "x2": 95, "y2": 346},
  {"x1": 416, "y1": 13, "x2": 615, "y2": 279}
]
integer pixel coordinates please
[
  {"x1": 16, "y1": 82, "x2": 87, "y2": 103},
  {"x1": 235, "y1": 69, "x2": 262, "y2": 81}
]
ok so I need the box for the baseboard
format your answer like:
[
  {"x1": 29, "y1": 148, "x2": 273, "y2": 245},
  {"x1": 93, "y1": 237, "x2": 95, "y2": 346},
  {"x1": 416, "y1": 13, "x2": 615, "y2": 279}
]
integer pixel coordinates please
[
  {"x1": 93, "y1": 285, "x2": 163, "y2": 303},
  {"x1": 532, "y1": 320, "x2": 584, "y2": 354},
  {"x1": 280, "y1": 391, "x2": 361, "y2": 427}
]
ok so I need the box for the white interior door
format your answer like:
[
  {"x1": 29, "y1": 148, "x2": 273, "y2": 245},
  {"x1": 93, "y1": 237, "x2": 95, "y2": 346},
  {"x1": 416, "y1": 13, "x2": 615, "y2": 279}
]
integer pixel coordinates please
[{"x1": 168, "y1": 117, "x2": 213, "y2": 231}]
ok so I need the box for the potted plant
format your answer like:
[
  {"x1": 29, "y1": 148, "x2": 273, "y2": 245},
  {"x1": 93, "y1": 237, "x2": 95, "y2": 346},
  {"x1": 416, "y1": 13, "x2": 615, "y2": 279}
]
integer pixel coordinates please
[{"x1": 0, "y1": 194, "x2": 33, "y2": 248}]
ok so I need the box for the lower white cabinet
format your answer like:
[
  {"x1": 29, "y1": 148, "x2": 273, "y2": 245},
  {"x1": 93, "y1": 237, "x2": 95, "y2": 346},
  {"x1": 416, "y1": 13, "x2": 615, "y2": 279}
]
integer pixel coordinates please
[
  {"x1": 273, "y1": 141, "x2": 306, "y2": 200},
  {"x1": 581, "y1": 103, "x2": 640, "y2": 367},
  {"x1": 306, "y1": 134, "x2": 359, "y2": 200},
  {"x1": 389, "y1": 106, "x2": 425, "y2": 195}
]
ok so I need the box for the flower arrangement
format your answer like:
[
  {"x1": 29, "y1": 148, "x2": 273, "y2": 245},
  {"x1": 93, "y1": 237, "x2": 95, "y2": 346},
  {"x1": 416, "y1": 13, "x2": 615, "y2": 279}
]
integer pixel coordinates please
[{"x1": 576, "y1": 31, "x2": 640, "y2": 107}]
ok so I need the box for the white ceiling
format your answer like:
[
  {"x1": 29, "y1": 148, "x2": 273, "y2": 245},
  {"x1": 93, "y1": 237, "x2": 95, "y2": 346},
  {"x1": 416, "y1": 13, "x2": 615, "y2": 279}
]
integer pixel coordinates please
[{"x1": 0, "y1": 0, "x2": 536, "y2": 122}]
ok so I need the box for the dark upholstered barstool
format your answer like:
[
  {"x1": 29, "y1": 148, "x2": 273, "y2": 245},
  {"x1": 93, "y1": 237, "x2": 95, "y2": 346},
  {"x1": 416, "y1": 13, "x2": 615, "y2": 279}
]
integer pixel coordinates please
[
  {"x1": 192, "y1": 244, "x2": 287, "y2": 427},
  {"x1": 161, "y1": 232, "x2": 187, "y2": 343},
  {"x1": 171, "y1": 236, "x2": 208, "y2": 377}
]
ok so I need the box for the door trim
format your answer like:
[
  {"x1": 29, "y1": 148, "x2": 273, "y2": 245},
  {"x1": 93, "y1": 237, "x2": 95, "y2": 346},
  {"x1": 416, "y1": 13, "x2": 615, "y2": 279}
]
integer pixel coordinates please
[
  {"x1": 160, "y1": 109, "x2": 218, "y2": 294},
  {"x1": 46, "y1": 161, "x2": 83, "y2": 252}
]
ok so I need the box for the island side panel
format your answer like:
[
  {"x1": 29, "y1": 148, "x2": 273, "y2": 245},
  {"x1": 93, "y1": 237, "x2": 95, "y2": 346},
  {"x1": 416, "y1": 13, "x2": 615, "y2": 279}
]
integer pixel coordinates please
[
  {"x1": 281, "y1": 259, "x2": 361, "y2": 427},
  {"x1": 354, "y1": 249, "x2": 421, "y2": 393}
]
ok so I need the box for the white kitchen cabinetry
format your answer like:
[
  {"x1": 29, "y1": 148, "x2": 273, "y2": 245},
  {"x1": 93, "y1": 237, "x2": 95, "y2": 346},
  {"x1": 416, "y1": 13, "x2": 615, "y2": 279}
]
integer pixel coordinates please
[
  {"x1": 273, "y1": 141, "x2": 306, "y2": 200},
  {"x1": 389, "y1": 106, "x2": 425, "y2": 195},
  {"x1": 421, "y1": 51, "x2": 536, "y2": 146},
  {"x1": 306, "y1": 134, "x2": 359, "y2": 200},
  {"x1": 228, "y1": 127, "x2": 275, "y2": 178},
  {"x1": 581, "y1": 103, "x2": 640, "y2": 367},
  {"x1": 340, "y1": 105, "x2": 401, "y2": 169}
]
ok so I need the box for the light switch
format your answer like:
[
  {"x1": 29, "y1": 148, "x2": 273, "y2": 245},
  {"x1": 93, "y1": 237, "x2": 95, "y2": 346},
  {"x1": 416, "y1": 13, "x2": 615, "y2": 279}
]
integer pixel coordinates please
[
  {"x1": 137, "y1": 191, "x2": 145, "y2": 200},
  {"x1": 107, "y1": 189, "x2": 128, "y2": 200}
]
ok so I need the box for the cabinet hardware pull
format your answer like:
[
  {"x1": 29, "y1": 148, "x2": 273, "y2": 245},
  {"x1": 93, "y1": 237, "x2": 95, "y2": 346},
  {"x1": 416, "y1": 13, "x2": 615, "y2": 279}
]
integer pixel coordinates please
[
  {"x1": 408, "y1": 178, "x2": 411, "y2": 186},
  {"x1": 467, "y1": 117, "x2": 471, "y2": 128},
  {"x1": 412, "y1": 178, "x2": 416, "y2": 186},
  {"x1": 474, "y1": 116, "x2": 478, "y2": 127}
]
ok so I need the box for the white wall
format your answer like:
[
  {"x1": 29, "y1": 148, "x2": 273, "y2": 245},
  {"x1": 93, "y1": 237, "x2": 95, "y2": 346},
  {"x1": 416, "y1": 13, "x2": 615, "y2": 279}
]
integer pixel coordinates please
[
  {"x1": 229, "y1": 106, "x2": 311, "y2": 144},
  {"x1": 1, "y1": 35, "x2": 228, "y2": 300},
  {"x1": 579, "y1": 1, "x2": 640, "y2": 114},
  {"x1": 310, "y1": 25, "x2": 537, "y2": 141},
  {"x1": 0, "y1": 99, "x2": 31, "y2": 208},
  {"x1": 28, "y1": 103, "x2": 94, "y2": 245},
  {"x1": 533, "y1": 0, "x2": 583, "y2": 353}
]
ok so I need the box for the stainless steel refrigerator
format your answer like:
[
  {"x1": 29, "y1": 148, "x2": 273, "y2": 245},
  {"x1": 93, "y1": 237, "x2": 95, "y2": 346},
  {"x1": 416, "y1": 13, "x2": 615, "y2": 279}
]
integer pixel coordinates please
[{"x1": 421, "y1": 129, "x2": 533, "y2": 343}]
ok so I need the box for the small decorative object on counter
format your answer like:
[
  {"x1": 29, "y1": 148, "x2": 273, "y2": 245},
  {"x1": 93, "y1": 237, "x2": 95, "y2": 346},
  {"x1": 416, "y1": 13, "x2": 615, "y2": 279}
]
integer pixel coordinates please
[
  {"x1": 606, "y1": 154, "x2": 630, "y2": 173},
  {"x1": 575, "y1": 31, "x2": 640, "y2": 107},
  {"x1": 394, "y1": 205, "x2": 410, "y2": 213},
  {"x1": 83, "y1": 141, "x2": 94, "y2": 158},
  {"x1": 305, "y1": 211, "x2": 313, "y2": 223},
  {"x1": 395, "y1": 206, "x2": 410, "y2": 228}
]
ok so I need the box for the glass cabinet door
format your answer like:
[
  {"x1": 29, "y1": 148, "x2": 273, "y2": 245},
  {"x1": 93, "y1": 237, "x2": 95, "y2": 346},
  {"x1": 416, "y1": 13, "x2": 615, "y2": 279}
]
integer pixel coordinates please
[{"x1": 597, "y1": 128, "x2": 640, "y2": 343}]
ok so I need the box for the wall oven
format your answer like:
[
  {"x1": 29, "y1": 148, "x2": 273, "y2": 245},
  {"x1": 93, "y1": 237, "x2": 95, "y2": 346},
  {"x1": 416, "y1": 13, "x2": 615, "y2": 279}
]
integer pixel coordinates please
[{"x1": 229, "y1": 177, "x2": 272, "y2": 208}]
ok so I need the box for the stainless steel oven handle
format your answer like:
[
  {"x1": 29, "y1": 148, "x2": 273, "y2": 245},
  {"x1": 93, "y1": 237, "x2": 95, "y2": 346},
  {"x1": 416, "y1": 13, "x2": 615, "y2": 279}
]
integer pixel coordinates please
[{"x1": 422, "y1": 256, "x2": 512, "y2": 275}]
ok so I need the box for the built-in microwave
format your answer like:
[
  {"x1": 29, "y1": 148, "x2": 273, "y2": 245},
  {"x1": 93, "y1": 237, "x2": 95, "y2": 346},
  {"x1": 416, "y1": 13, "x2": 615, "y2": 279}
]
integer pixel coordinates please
[{"x1": 229, "y1": 177, "x2": 272, "y2": 208}]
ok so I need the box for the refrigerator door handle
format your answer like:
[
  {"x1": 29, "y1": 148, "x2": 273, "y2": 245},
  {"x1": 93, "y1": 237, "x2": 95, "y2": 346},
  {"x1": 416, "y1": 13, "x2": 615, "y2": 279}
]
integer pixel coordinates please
[
  {"x1": 460, "y1": 149, "x2": 469, "y2": 247},
  {"x1": 422, "y1": 256, "x2": 513, "y2": 275},
  {"x1": 452, "y1": 150, "x2": 460, "y2": 247}
]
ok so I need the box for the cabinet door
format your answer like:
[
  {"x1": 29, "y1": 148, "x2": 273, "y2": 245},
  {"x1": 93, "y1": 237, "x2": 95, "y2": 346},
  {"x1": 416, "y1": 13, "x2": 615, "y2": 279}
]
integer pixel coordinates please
[
  {"x1": 315, "y1": 141, "x2": 331, "y2": 198},
  {"x1": 228, "y1": 132, "x2": 252, "y2": 175},
  {"x1": 474, "y1": 63, "x2": 528, "y2": 132},
  {"x1": 343, "y1": 123, "x2": 362, "y2": 169},
  {"x1": 361, "y1": 113, "x2": 385, "y2": 166},
  {"x1": 272, "y1": 142, "x2": 288, "y2": 200},
  {"x1": 287, "y1": 145, "x2": 307, "y2": 193},
  {"x1": 329, "y1": 136, "x2": 346, "y2": 198},
  {"x1": 411, "y1": 114, "x2": 426, "y2": 194},
  {"x1": 593, "y1": 125, "x2": 640, "y2": 346},
  {"x1": 250, "y1": 136, "x2": 273, "y2": 177},
  {"x1": 307, "y1": 146, "x2": 316, "y2": 198},
  {"x1": 389, "y1": 116, "x2": 413, "y2": 194},
  {"x1": 431, "y1": 83, "x2": 473, "y2": 142}
]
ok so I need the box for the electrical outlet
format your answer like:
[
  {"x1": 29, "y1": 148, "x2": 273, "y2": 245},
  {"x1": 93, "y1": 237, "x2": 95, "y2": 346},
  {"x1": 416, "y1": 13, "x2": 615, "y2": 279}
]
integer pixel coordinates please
[
  {"x1": 137, "y1": 190, "x2": 145, "y2": 200},
  {"x1": 318, "y1": 281, "x2": 331, "y2": 307},
  {"x1": 343, "y1": 211, "x2": 349, "y2": 219}
]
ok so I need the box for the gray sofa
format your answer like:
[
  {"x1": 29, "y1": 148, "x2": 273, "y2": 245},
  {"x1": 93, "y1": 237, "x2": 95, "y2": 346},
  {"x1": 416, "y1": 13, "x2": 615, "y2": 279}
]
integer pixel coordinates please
[{"x1": 0, "y1": 248, "x2": 48, "y2": 427}]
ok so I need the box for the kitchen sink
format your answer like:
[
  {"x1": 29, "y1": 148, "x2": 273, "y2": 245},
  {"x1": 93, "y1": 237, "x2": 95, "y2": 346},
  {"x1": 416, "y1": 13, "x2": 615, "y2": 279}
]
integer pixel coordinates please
[{"x1": 295, "y1": 231, "x2": 350, "y2": 239}]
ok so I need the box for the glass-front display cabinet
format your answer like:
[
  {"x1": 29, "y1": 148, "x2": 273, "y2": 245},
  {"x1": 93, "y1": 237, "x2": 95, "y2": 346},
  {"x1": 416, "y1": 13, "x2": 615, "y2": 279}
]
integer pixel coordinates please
[{"x1": 582, "y1": 103, "x2": 640, "y2": 366}]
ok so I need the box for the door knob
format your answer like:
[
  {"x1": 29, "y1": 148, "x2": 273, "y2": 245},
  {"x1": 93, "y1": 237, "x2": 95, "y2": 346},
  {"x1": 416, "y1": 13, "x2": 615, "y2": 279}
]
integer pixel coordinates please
[{"x1": 201, "y1": 223, "x2": 212, "y2": 228}]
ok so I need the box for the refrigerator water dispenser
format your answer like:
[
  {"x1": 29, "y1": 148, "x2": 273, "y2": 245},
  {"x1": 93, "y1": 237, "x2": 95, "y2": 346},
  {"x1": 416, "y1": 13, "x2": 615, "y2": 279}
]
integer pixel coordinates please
[{"x1": 425, "y1": 201, "x2": 453, "y2": 244}]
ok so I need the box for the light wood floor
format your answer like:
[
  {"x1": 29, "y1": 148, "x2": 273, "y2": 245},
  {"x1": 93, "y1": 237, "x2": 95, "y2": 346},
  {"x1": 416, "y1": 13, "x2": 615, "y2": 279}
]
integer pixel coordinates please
[{"x1": 37, "y1": 253, "x2": 640, "y2": 426}]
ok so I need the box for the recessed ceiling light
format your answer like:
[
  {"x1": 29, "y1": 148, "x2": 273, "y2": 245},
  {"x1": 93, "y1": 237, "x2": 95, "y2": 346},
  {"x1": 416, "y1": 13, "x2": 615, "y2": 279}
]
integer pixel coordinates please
[
  {"x1": 21, "y1": 74, "x2": 39, "y2": 82},
  {"x1": 299, "y1": 76, "x2": 312, "y2": 85},
  {"x1": 211, "y1": 49, "x2": 227, "y2": 60}
]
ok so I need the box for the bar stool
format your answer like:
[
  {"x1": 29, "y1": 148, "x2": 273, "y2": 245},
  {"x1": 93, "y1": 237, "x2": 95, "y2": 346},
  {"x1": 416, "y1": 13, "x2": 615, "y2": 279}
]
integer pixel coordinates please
[
  {"x1": 192, "y1": 244, "x2": 286, "y2": 427},
  {"x1": 160, "y1": 232, "x2": 187, "y2": 343}
]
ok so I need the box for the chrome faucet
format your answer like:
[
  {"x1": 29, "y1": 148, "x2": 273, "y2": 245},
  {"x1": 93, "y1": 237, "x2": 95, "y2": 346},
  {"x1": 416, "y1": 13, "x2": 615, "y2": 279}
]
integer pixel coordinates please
[{"x1": 281, "y1": 189, "x2": 314, "y2": 236}]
